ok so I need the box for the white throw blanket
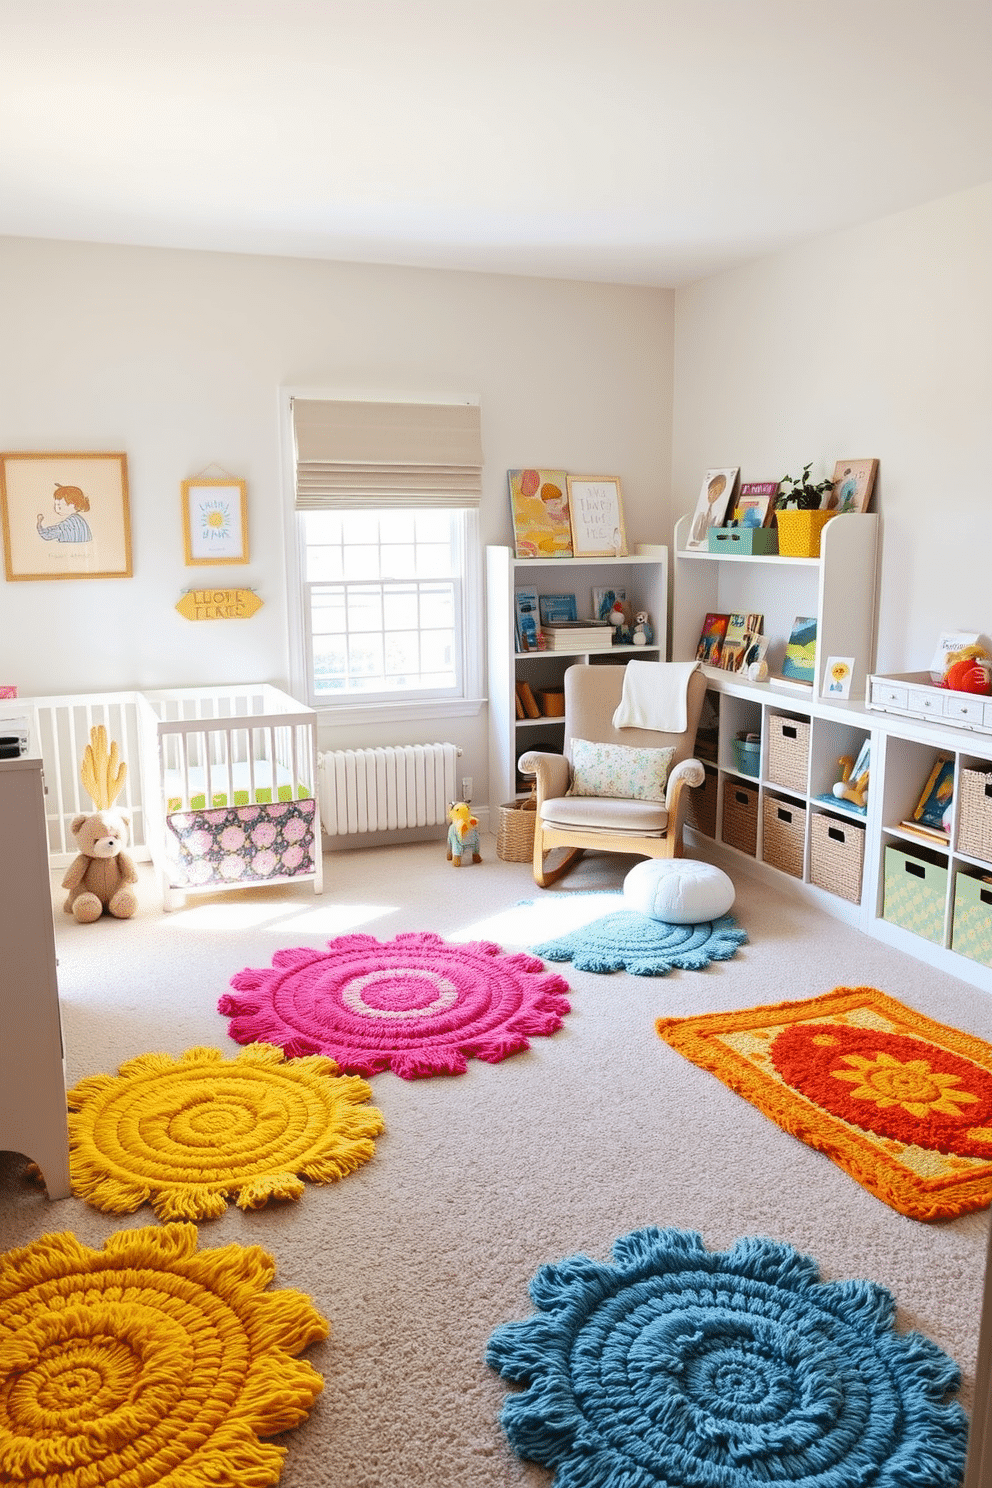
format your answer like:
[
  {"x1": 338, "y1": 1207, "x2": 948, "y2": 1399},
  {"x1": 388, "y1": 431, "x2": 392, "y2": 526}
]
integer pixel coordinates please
[{"x1": 612, "y1": 660, "x2": 700, "y2": 733}]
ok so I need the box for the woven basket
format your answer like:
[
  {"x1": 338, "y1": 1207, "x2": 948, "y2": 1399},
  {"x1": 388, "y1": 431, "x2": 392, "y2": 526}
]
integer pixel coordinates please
[
  {"x1": 810, "y1": 812, "x2": 865, "y2": 903},
  {"x1": 957, "y1": 767, "x2": 992, "y2": 861},
  {"x1": 496, "y1": 795, "x2": 537, "y2": 862},
  {"x1": 761, "y1": 795, "x2": 806, "y2": 879},
  {"x1": 776, "y1": 509, "x2": 836, "y2": 558}
]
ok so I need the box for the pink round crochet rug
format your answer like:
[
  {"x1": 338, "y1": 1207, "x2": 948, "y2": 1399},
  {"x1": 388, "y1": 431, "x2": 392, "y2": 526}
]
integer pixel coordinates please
[{"x1": 219, "y1": 931, "x2": 571, "y2": 1079}]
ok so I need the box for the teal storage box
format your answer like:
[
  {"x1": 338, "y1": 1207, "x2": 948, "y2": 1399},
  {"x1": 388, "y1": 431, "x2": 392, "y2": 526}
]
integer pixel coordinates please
[
  {"x1": 708, "y1": 527, "x2": 779, "y2": 556},
  {"x1": 952, "y1": 870, "x2": 992, "y2": 967},
  {"x1": 883, "y1": 845, "x2": 948, "y2": 945}
]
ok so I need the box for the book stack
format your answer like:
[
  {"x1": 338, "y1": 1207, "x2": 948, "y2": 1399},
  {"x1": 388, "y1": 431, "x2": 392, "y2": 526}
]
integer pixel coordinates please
[{"x1": 540, "y1": 621, "x2": 615, "y2": 651}]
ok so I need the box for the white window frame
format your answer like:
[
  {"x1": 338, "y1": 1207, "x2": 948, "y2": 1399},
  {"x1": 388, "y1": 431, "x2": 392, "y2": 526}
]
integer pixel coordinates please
[{"x1": 280, "y1": 388, "x2": 484, "y2": 726}]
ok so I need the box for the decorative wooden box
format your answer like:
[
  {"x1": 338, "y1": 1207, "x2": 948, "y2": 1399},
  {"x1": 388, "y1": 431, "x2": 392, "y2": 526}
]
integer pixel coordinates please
[{"x1": 866, "y1": 672, "x2": 992, "y2": 735}]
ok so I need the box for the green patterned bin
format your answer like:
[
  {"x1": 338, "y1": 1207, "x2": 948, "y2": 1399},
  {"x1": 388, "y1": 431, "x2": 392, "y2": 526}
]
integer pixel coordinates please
[
  {"x1": 951, "y1": 870, "x2": 992, "y2": 968},
  {"x1": 883, "y1": 845, "x2": 947, "y2": 945}
]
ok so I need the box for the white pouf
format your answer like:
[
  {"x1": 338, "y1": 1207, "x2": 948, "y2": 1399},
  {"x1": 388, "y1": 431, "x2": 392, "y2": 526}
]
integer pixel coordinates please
[{"x1": 623, "y1": 858, "x2": 735, "y2": 924}]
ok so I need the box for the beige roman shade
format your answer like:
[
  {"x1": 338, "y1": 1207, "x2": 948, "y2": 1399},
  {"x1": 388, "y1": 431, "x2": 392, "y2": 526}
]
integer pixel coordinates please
[{"x1": 292, "y1": 398, "x2": 483, "y2": 508}]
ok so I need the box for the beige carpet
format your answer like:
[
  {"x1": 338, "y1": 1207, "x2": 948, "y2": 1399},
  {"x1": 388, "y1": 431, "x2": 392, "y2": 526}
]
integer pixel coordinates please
[{"x1": 2, "y1": 837, "x2": 990, "y2": 1487}]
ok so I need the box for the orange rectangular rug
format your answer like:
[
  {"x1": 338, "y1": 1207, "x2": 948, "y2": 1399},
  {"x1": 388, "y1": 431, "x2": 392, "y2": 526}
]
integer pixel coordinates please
[{"x1": 656, "y1": 985, "x2": 992, "y2": 1221}]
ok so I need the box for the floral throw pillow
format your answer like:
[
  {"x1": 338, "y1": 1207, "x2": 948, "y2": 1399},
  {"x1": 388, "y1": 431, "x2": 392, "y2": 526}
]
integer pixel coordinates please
[{"x1": 568, "y1": 739, "x2": 675, "y2": 801}]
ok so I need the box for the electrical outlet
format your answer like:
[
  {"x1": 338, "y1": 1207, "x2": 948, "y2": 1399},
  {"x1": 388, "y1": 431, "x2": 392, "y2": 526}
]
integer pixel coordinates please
[{"x1": 462, "y1": 775, "x2": 473, "y2": 801}]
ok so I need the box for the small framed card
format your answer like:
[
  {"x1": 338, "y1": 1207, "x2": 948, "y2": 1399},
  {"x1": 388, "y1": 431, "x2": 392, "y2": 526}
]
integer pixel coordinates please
[
  {"x1": 823, "y1": 655, "x2": 855, "y2": 699},
  {"x1": 829, "y1": 459, "x2": 878, "y2": 513}
]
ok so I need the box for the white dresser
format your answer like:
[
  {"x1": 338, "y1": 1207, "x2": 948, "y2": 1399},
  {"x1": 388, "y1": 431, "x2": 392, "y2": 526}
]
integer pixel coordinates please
[{"x1": 0, "y1": 752, "x2": 71, "y2": 1199}]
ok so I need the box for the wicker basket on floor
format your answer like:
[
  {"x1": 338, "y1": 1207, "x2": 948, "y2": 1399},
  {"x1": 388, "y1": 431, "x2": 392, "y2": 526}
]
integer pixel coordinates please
[{"x1": 497, "y1": 793, "x2": 538, "y2": 862}]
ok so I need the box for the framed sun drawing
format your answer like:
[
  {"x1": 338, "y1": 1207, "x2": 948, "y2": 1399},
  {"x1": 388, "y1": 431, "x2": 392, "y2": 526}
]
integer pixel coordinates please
[{"x1": 181, "y1": 478, "x2": 249, "y2": 565}]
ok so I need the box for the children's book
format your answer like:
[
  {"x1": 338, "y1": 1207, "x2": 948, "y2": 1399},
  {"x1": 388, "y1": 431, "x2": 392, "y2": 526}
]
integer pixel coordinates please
[
  {"x1": 538, "y1": 593, "x2": 578, "y2": 626},
  {"x1": 719, "y1": 613, "x2": 748, "y2": 671},
  {"x1": 696, "y1": 613, "x2": 730, "y2": 666},
  {"x1": 733, "y1": 483, "x2": 778, "y2": 527},
  {"x1": 780, "y1": 616, "x2": 817, "y2": 684},
  {"x1": 513, "y1": 586, "x2": 540, "y2": 651},
  {"x1": 911, "y1": 753, "x2": 955, "y2": 832}
]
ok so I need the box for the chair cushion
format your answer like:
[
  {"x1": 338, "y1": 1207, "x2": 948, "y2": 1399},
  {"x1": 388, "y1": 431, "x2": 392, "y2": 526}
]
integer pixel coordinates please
[
  {"x1": 623, "y1": 858, "x2": 736, "y2": 923},
  {"x1": 541, "y1": 794, "x2": 669, "y2": 834},
  {"x1": 568, "y1": 739, "x2": 675, "y2": 802}
]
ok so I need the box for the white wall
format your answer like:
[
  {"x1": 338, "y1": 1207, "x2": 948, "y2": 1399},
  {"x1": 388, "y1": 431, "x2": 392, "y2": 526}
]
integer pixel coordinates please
[
  {"x1": 672, "y1": 183, "x2": 992, "y2": 676},
  {"x1": 0, "y1": 236, "x2": 674, "y2": 800}
]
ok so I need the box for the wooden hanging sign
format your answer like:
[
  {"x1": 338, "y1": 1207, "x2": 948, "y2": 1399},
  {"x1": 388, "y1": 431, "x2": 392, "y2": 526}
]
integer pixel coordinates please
[{"x1": 176, "y1": 588, "x2": 263, "y2": 621}]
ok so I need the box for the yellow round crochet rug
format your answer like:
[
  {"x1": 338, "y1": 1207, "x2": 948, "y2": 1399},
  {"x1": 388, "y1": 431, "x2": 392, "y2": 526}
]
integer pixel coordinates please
[
  {"x1": 67, "y1": 1042, "x2": 385, "y2": 1219},
  {"x1": 0, "y1": 1222, "x2": 328, "y2": 1487}
]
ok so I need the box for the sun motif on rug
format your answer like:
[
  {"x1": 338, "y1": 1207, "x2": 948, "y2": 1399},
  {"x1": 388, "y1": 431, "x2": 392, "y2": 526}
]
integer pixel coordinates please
[
  {"x1": 0, "y1": 1222, "x2": 327, "y2": 1488},
  {"x1": 67, "y1": 1042, "x2": 384, "y2": 1219},
  {"x1": 218, "y1": 930, "x2": 571, "y2": 1078},
  {"x1": 657, "y1": 986, "x2": 992, "y2": 1220},
  {"x1": 531, "y1": 908, "x2": 747, "y2": 975},
  {"x1": 486, "y1": 1226, "x2": 968, "y2": 1488}
]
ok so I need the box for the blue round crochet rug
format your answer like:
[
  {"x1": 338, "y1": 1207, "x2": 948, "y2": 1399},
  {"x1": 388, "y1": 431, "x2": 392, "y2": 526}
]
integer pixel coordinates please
[
  {"x1": 531, "y1": 904, "x2": 747, "y2": 975},
  {"x1": 486, "y1": 1227, "x2": 968, "y2": 1488}
]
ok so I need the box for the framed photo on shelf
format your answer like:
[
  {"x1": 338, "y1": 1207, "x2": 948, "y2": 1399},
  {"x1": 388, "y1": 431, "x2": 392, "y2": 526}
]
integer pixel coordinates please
[
  {"x1": 685, "y1": 467, "x2": 739, "y2": 548},
  {"x1": 829, "y1": 459, "x2": 878, "y2": 513},
  {"x1": 0, "y1": 451, "x2": 132, "y2": 581},
  {"x1": 507, "y1": 469, "x2": 572, "y2": 558},
  {"x1": 823, "y1": 655, "x2": 855, "y2": 699},
  {"x1": 591, "y1": 585, "x2": 626, "y2": 622},
  {"x1": 565, "y1": 476, "x2": 627, "y2": 557},
  {"x1": 182, "y1": 478, "x2": 249, "y2": 565}
]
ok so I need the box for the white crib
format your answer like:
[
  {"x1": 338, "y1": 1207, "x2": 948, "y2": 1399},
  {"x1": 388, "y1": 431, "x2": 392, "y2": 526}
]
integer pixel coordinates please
[{"x1": 21, "y1": 683, "x2": 323, "y2": 910}]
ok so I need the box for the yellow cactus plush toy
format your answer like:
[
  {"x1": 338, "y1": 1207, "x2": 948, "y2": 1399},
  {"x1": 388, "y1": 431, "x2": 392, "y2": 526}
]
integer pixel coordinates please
[{"x1": 61, "y1": 726, "x2": 138, "y2": 922}]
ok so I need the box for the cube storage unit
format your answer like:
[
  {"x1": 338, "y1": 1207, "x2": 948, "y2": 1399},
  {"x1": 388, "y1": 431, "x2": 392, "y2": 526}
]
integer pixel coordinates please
[
  {"x1": 883, "y1": 844, "x2": 948, "y2": 945},
  {"x1": 958, "y1": 766, "x2": 992, "y2": 861},
  {"x1": 767, "y1": 714, "x2": 810, "y2": 794},
  {"x1": 722, "y1": 780, "x2": 758, "y2": 857},
  {"x1": 951, "y1": 870, "x2": 992, "y2": 968},
  {"x1": 762, "y1": 795, "x2": 806, "y2": 878},
  {"x1": 686, "y1": 765, "x2": 717, "y2": 838},
  {"x1": 810, "y1": 812, "x2": 866, "y2": 903}
]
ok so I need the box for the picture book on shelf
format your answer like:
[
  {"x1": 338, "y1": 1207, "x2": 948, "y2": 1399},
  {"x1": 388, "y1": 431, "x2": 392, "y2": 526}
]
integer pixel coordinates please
[
  {"x1": 696, "y1": 613, "x2": 730, "y2": 666},
  {"x1": 538, "y1": 593, "x2": 578, "y2": 626},
  {"x1": 910, "y1": 753, "x2": 955, "y2": 833},
  {"x1": 733, "y1": 483, "x2": 778, "y2": 527},
  {"x1": 780, "y1": 616, "x2": 817, "y2": 684},
  {"x1": 720, "y1": 612, "x2": 764, "y2": 672},
  {"x1": 513, "y1": 586, "x2": 540, "y2": 651},
  {"x1": 686, "y1": 468, "x2": 739, "y2": 548}
]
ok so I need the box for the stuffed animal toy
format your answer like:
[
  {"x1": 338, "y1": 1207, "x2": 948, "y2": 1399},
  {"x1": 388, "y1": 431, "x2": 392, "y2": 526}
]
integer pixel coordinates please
[
  {"x1": 446, "y1": 800, "x2": 482, "y2": 867},
  {"x1": 832, "y1": 753, "x2": 869, "y2": 811},
  {"x1": 61, "y1": 725, "x2": 139, "y2": 922},
  {"x1": 939, "y1": 644, "x2": 992, "y2": 696},
  {"x1": 62, "y1": 809, "x2": 138, "y2": 922},
  {"x1": 631, "y1": 611, "x2": 654, "y2": 647}
]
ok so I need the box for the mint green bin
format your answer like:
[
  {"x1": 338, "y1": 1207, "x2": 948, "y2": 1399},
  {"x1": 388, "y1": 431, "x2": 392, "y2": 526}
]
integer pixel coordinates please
[
  {"x1": 952, "y1": 871, "x2": 992, "y2": 968},
  {"x1": 883, "y1": 845, "x2": 947, "y2": 945}
]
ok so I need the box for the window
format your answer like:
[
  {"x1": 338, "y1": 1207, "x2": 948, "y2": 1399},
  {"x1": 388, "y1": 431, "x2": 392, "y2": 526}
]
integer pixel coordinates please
[
  {"x1": 288, "y1": 396, "x2": 483, "y2": 717},
  {"x1": 302, "y1": 507, "x2": 467, "y2": 703}
]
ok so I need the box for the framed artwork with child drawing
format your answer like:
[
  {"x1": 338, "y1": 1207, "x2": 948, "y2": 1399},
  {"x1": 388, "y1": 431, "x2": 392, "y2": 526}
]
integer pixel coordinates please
[{"x1": 0, "y1": 451, "x2": 132, "y2": 581}]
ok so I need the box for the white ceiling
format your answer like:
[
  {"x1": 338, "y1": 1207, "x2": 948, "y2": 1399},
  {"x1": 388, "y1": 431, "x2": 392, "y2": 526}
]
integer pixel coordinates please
[{"x1": 2, "y1": 1, "x2": 990, "y2": 288}]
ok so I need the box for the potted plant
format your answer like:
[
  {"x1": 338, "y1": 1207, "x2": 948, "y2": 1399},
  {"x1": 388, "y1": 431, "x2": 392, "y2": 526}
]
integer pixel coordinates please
[{"x1": 775, "y1": 463, "x2": 834, "y2": 512}]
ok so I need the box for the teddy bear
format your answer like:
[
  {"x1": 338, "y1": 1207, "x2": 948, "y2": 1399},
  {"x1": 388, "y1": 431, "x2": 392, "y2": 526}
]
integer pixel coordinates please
[
  {"x1": 446, "y1": 800, "x2": 482, "y2": 866},
  {"x1": 62, "y1": 808, "x2": 139, "y2": 922}
]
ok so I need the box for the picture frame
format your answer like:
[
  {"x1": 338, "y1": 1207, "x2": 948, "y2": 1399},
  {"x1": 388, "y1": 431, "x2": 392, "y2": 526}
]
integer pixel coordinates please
[
  {"x1": 0, "y1": 451, "x2": 132, "y2": 581},
  {"x1": 565, "y1": 476, "x2": 627, "y2": 557},
  {"x1": 828, "y1": 459, "x2": 878, "y2": 514},
  {"x1": 733, "y1": 481, "x2": 778, "y2": 528},
  {"x1": 507, "y1": 469, "x2": 572, "y2": 559},
  {"x1": 685, "y1": 467, "x2": 739, "y2": 548},
  {"x1": 181, "y1": 477, "x2": 249, "y2": 565},
  {"x1": 823, "y1": 655, "x2": 855, "y2": 699},
  {"x1": 591, "y1": 585, "x2": 626, "y2": 622}
]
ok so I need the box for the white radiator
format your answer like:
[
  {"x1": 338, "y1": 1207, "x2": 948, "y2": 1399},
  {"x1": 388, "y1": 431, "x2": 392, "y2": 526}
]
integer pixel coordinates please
[{"x1": 317, "y1": 743, "x2": 461, "y2": 836}]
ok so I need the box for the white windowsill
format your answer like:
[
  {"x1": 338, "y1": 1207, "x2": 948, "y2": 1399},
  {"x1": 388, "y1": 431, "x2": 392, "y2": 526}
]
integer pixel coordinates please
[{"x1": 314, "y1": 696, "x2": 487, "y2": 729}]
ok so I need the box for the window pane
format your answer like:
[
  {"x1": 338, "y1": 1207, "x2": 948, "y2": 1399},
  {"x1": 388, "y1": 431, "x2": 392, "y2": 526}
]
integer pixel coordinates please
[{"x1": 300, "y1": 507, "x2": 467, "y2": 704}]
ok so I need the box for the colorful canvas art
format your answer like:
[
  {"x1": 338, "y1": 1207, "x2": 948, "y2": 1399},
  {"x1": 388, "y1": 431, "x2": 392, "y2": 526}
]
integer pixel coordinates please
[{"x1": 507, "y1": 469, "x2": 572, "y2": 558}]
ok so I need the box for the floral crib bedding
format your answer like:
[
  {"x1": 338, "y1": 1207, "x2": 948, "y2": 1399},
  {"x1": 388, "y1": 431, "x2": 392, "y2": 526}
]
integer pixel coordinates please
[{"x1": 164, "y1": 798, "x2": 318, "y2": 889}]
